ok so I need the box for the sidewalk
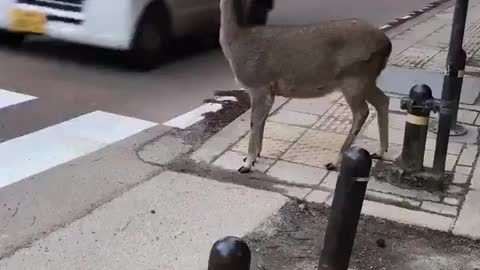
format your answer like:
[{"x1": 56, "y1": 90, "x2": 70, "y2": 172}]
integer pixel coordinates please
[
  {"x1": 193, "y1": 0, "x2": 480, "y2": 239},
  {"x1": 0, "y1": 171, "x2": 288, "y2": 270}
]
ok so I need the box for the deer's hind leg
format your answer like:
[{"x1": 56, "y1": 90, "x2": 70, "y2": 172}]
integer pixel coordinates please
[
  {"x1": 238, "y1": 87, "x2": 274, "y2": 173},
  {"x1": 325, "y1": 83, "x2": 370, "y2": 171},
  {"x1": 366, "y1": 85, "x2": 390, "y2": 159}
]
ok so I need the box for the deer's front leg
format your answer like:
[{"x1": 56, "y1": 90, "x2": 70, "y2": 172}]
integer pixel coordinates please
[{"x1": 238, "y1": 90, "x2": 274, "y2": 173}]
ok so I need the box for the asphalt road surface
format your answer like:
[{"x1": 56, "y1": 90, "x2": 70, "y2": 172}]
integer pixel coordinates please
[{"x1": 0, "y1": 0, "x2": 442, "y2": 260}]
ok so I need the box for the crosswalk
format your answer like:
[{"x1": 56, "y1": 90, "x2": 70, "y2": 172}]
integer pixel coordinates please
[{"x1": 0, "y1": 88, "x2": 157, "y2": 189}]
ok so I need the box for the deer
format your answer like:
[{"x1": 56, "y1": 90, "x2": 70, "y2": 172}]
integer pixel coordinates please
[{"x1": 219, "y1": 0, "x2": 392, "y2": 173}]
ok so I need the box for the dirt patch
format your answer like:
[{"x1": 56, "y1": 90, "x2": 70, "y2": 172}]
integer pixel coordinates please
[{"x1": 242, "y1": 200, "x2": 480, "y2": 270}]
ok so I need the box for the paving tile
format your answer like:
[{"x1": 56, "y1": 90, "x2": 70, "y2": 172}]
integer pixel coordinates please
[
  {"x1": 366, "y1": 190, "x2": 421, "y2": 207},
  {"x1": 390, "y1": 46, "x2": 441, "y2": 69},
  {"x1": 452, "y1": 173, "x2": 469, "y2": 185},
  {"x1": 461, "y1": 103, "x2": 480, "y2": 112},
  {"x1": 269, "y1": 109, "x2": 319, "y2": 127},
  {"x1": 444, "y1": 197, "x2": 460, "y2": 205},
  {"x1": 390, "y1": 39, "x2": 415, "y2": 57},
  {"x1": 389, "y1": 113, "x2": 407, "y2": 130},
  {"x1": 455, "y1": 165, "x2": 473, "y2": 175},
  {"x1": 320, "y1": 171, "x2": 339, "y2": 190},
  {"x1": 313, "y1": 100, "x2": 376, "y2": 134},
  {"x1": 352, "y1": 138, "x2": 402, "y2": 162},
  {"x1": 233, "y1": 137, "x2": 293, "y2": 159},
  {"x1": 297, "y1": 130, "x2": 348, "y2": 151},
  {"x1": 457, "y1": 110, "x2": 479, "y2": 124},
  {"x1": 458, "y1": 145, "x2": 478, "y2": 166},
  {"x1": 422, "y1": 50, "x2": 448, "y2": 71},
  {"x1": 471, "y1": 160, "x2": 480, "y2": 190},
  {"x1": 267, "y1": 161, "x2": 328, "y2": 186},
  {"x1": 282, "y1": 93, "x2": 341, "y2": 115},
  {"x1": 448, "y1": 185, "x2": 464, "y2": 194},
  {"x1": 453, "y1": 190, "x2": 480, "y2": 238},
  {"x1": 388, "y1": 98, "x2": 403, "y2": 113},
  {"x1": 281, "y1": 144, "x2": 339, "y2": 169},
  {"x1": 421, "y1": 201, "x2": 458, "y2": 216},
  {"x1": 418, "y1": 33, "x2": 450, "y2": 51},
  {"x1": 213, "y1": 151, "x2": 274, "y2": 173},
  {"x1": 367, "y1": 177, "x2": 441, "y2": 202},
  {"x1": 475, "y1": 115, "x2": 480, "y2": 126},
  {"x1": 432, "y1": 125, "x2": 479, "y2": 144},
  {"x1": 361, "y1": 123, "x2": 404, "y2": 145},
  {"x1": 262, "y1": 121, "x2": 307, "y2": 142},
  {"x1": 425, "y1": 138, "x2": 464, "y2": 155},
  {"x1": 361, "y1": 200, "x2": 454, "y2": 232},
  {"x1": 423, "y1": 150, "x2": 457, "y2": 172},
  {"x1": 272, "y1": 184, "x2": 312, "y2": 199},
  {"x1": 305, "y1": 190, "x2": 331, "y2": 204}
]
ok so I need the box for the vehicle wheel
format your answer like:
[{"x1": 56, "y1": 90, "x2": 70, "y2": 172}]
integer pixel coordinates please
[
  {"x1": 126, "y1": 2, "x2": 172, "y2": 71},
  {"x1": 0, "y1": 30, "x2": 25, "y2": 47}
]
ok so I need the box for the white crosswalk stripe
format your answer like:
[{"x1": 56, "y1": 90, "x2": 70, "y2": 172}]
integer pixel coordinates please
[
  {"x1": 162, "y1": 96, "x2": 238, "y2": 129},
  {"x1": 0, "y1": 89, "x2": 157, "y2": 189},
  {"x1": 0, "y1": 89, "x2": 37, "y2": 109}
]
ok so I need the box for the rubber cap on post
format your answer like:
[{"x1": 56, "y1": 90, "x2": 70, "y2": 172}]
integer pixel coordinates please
[
  {"x1": 208, "y1": 236, "x2": 251, "y2": 270},
  {"x1": 342, "y1": 147, "x2": 372, "y2": 178},
  {"x1": 409, "y1": 84, "x2": 433, "y2": 103}
]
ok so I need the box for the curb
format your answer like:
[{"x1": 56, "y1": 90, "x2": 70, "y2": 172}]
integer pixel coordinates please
[{"x1": 379, "y1": 0, "x2": 452, "y2": 31}]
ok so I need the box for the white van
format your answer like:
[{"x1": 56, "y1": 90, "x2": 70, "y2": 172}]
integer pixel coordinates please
[{"x1": 0, "y1": 0, "x2": 221, "y2": 69}]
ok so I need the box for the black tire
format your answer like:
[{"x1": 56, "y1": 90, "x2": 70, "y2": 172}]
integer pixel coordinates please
[
  {"x1": 0, "y1": 30, "x2": 25, "y2": 48},
  {"x1": 125, "y1": 2, "x2": 172, "y2": 71}
]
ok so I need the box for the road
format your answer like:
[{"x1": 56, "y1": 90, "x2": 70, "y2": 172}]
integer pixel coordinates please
[{"x1": 0, "y1": 0, "x2": 442, "y2": 261}]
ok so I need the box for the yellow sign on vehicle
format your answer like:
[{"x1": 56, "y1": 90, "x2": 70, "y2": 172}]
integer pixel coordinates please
[{"x1": 9, "y1": 9, "x2": 46, "y2": 34}]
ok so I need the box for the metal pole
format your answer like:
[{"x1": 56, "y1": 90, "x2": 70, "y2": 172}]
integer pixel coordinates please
[
  {"x1": 318, "y1": 147, "x2": 372, "y2": 270},
  {"x1": 208, "y1": 236, "x2": 251, "y2": 270},
  {"x1": 433, "y1": 0, "x2": 469, "y2": 173},
  {"x1": 398, "y1": 84, "x2": 433, "y2": 172},
  {"x1": 450, "y1": 49, "x2": 467, "y2": 134}
]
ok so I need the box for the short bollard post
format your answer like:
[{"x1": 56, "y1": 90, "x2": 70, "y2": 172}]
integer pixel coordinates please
[
  {"x1": 208, "y1": 236, "x2": 251, "y2": 270},
  {"x1": 398, "y1": 84, "x2": 433, "y2": 172},
  {"x1": 318, "y1": 147, "x2": 372, "y2": 270}
]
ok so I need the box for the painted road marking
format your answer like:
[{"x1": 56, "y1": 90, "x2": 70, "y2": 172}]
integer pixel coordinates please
[
  {"x1": 0, "y1": 89, "x2": 37, "y2": 109},
  {"x1": 163, "y1": 96, "x2": 238, "y2": 129},
  {"x1": 0, "y1": 110, "x2": 157, "y2": 189}
]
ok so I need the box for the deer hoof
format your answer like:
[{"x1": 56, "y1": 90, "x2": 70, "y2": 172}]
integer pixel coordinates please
[
  {"x1": 325, "y1": 162, "x2": 337, "y2": 171},
  {"x1": 371, "y1": 153, "x2": 383, "y2": 160},
  {"x1": 238, "y1": 166, "x2": 251, "y2": 174}
]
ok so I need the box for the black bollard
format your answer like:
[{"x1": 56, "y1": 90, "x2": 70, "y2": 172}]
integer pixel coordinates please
[
  {"x1": 318, "y1": 147, "x2": 372, "y2": 270},
  {"x1": 208, "y1": 236, "x2": 251, "y2": 270},
  {"x1": 434, "y1": 0, "x2": 470, "y2": 173},
  {"x1": 398, "y1": 84, "x2": 433, "y2": 172}
]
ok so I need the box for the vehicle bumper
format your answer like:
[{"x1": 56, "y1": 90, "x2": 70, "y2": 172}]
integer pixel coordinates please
[{"x1": 0, "y1": 1, "x2": 135, "y2": 50}]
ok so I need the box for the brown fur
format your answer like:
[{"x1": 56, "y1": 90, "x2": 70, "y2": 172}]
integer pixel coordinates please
[{"x1": 220, "y1": 0, "x2": 392, "y2": 173}]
